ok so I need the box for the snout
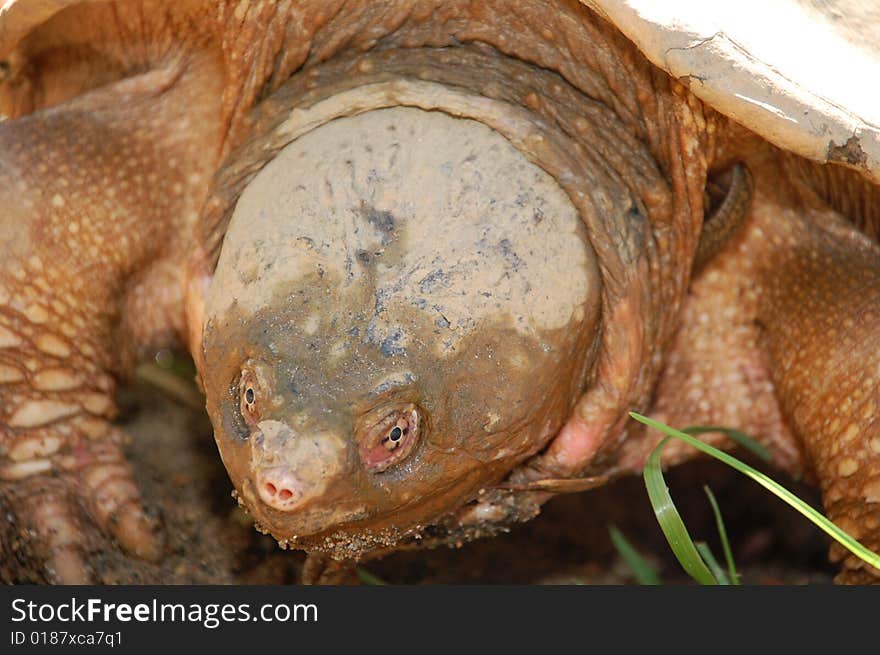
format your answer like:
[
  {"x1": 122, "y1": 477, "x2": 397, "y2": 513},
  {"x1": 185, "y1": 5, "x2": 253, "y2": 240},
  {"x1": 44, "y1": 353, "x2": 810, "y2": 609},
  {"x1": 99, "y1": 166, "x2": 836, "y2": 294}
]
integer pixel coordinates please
[
  {"x1": 248, "y1": 419, "x2": 347, "y2": 514},
  {"x1": 255, "y1": 465, "x2": 305, "y2": 511}
]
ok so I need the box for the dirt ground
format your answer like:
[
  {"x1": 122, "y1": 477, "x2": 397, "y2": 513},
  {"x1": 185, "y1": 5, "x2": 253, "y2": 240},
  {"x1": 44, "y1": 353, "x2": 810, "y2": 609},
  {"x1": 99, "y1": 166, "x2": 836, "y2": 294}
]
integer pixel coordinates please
[{"x1": 88, "y1": 377, "x2": 834, "y2": 585}]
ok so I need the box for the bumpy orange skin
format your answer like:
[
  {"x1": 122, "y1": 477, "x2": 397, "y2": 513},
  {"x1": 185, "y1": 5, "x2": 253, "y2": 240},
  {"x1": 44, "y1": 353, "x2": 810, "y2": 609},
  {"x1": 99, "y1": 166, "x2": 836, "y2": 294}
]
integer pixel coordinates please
[{"x1": 0, "y1": 0, "x2": 876, "y2": 583}]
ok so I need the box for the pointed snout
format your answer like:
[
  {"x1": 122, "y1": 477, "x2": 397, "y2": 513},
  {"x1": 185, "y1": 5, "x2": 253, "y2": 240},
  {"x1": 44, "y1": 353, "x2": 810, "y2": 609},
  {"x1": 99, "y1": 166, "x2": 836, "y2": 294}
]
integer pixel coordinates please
[{"x1": 248, "y1": 419, "x2": 347, "y2": 513}]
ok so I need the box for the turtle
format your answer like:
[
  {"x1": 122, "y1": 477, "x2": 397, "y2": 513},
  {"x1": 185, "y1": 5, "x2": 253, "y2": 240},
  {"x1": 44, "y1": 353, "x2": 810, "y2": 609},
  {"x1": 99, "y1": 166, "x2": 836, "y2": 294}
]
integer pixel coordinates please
[{"x1": 0, "y1": 0, "x2": 878, "y2": 584}]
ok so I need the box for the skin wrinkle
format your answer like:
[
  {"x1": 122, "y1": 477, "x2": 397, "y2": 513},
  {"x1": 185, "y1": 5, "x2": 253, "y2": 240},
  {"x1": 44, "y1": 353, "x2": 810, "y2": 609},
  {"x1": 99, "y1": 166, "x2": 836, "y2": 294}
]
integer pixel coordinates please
[{"x1": 0, "y1": 0, "x2": 877, "y2": 583}]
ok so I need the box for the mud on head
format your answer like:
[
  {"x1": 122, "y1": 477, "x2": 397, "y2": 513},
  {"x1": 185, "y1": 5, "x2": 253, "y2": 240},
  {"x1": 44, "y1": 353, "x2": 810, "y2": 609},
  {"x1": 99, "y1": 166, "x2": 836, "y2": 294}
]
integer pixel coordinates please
[{"x1": 201, "y1": 106, "x2": 602, "y2": 555}]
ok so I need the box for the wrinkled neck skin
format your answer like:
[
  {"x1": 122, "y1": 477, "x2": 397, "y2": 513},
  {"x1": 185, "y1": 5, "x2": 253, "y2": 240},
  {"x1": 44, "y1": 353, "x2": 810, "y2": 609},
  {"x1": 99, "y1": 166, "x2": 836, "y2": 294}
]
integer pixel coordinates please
[{"x1": 1, "y1": 0, "x2": 711, "y2": 556}]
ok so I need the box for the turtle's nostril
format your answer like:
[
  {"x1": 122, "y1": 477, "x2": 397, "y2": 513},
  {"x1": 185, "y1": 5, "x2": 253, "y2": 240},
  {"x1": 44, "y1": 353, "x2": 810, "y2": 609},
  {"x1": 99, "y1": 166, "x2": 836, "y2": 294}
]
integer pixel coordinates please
[
  {"x1": 247, "y1": 422, "x2": 347, "y2": 515},
  {"x1": 256, "y1": 468, "x2": 303, "y2": 511}
]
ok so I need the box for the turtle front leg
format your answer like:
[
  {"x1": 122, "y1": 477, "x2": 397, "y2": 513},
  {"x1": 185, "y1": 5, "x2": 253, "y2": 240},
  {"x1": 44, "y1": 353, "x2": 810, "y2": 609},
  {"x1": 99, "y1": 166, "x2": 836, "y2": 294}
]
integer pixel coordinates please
[
  {"x1": 2, "y1": 426, "x2": 163, "y2": 584},
  {"x1": 751, "y1": 188, "x2": 880, "y2": 583},
  {"x1": 0, "y1": 63, "x2": 221, "y2": 582},
  {"x1": 0, "y1": 227, "x2": 163, "y2": 583}
]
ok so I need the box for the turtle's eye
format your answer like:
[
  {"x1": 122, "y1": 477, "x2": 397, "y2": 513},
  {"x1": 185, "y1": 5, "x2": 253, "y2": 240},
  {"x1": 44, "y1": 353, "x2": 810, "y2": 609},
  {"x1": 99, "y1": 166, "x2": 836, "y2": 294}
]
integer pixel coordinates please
[
  {"x1": 239, "y1": 368, "x2": 261, "y2": 424},
  {"x1": 387, "y1": 425, "x2": 404, "y2": 446},
  {"x1": 359, "y1": 405, "x2": 422, "y2": 472}
]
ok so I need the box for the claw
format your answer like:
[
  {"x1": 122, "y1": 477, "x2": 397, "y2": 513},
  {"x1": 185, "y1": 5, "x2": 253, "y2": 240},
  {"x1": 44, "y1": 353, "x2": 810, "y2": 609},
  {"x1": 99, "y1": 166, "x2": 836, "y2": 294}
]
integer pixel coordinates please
[
  {"x1": 48, "y1": 549, "x2": 92, "y2": 585},
  {"x1": 78, "y1": 441, "x2": 165, "y2": 562},
  {"x1": 107, "y1": 501, "x2": 164, "y2": 561},
  {"x1": 20, "y1": 482, "x2": 95, "y2": 584}
]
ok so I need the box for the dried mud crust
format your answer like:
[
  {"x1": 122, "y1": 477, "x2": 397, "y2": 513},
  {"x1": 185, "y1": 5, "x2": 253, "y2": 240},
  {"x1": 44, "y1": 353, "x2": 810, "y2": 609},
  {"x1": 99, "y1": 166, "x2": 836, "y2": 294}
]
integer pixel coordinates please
[{"x1": 64, "y1": 384, "x2": 832, "y2": 585}]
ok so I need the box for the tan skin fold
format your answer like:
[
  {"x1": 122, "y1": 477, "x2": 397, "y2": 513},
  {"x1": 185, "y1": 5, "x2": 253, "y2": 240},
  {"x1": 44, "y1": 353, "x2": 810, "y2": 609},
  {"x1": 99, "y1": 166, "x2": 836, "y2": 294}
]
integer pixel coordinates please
[{"x1": 0, "y1": 0, "x2": 877, "y2": 583}]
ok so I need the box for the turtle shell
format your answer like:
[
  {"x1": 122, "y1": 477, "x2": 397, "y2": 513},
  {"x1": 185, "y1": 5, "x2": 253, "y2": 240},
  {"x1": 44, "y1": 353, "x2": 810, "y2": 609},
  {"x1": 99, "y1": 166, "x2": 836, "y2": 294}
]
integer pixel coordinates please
[
  {"x1": 3, "y1": 0, "x2": 878, "y2": 182},
  {"x1": 583, "y1": 0, "x2": 880, "y2": 183}
]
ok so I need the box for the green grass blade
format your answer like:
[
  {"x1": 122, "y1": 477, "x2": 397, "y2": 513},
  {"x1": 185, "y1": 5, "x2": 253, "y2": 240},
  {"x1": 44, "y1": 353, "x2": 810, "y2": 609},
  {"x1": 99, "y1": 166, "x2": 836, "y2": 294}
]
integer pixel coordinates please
[
  {"x1": 644, "y1": 437, "x2": 718, "y2": 585},
  {"x1": 703, "y1": 485, "x2": 739, "y2": 585},
  {"x1": 695, "y1": 542, "x2": 730, "y2": 585},
  {"x1": 631, "y1": 412, "x2": 880, "y2": 574},
  {"x1": 356, "y1": 567, "x2": 387, "y2": 585},
  {"x1": 682, "y1": 426, "x2": 772, "y2": 462},
  {"x1": 609, "y1": 525, "x2": 663, "y2": 585}
]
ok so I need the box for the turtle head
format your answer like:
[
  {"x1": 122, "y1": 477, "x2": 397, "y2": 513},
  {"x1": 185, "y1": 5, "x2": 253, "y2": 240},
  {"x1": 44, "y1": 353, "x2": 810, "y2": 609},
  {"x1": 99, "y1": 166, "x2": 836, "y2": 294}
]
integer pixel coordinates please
[{"x1": 200, "y1": 106, "x2": 601, "y2": 555}]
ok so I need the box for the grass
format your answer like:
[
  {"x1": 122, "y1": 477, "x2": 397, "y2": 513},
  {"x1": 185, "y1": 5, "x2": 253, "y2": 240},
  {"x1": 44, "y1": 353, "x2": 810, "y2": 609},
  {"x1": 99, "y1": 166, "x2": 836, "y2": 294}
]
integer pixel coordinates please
[
  {"x1": 608, "y1": 526, "x2": 663, "y2": 585},
  {"x1": 356, "y1": 567, "x2": 387, "y2": 585},
  {"x1": 610, "y1": 413, "x2": 880, "y2": 584}
]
